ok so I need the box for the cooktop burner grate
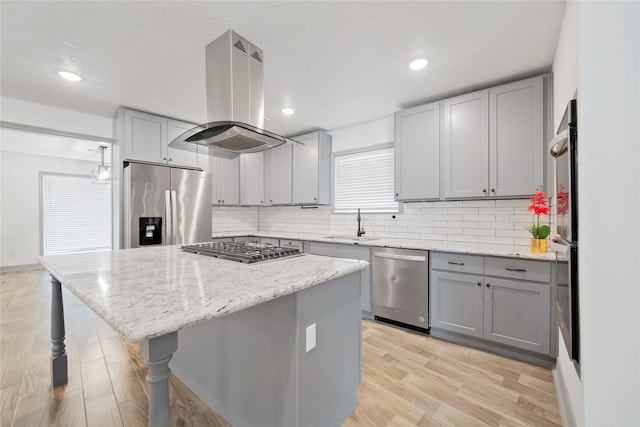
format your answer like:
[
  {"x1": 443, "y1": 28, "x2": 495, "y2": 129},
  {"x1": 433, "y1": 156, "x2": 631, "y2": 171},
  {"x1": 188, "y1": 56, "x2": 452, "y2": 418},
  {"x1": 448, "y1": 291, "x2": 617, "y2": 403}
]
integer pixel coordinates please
[{"x1": 181, "y1": 241, "x2": 302, "y2": 264}]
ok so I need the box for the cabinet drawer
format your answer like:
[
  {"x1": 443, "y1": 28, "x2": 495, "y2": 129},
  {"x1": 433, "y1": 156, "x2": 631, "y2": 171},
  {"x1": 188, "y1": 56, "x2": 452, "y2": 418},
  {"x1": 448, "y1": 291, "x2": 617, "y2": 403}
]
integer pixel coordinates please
[
  {"x1": 431, "y1": 252, "x2": 484, "y2": 275},
  {"x1": 259, "y1": 237, "x2": 280, "y2": 246},
  {"x1": 308, "y1": 242, "x2": 338, "y2": 257},
  {"x1": 484, "y1": 257, "x2": 550, "y2": 283},
  {"x1": 280, "y1": 239, "x2": 303, "y2": 252},
  {"x1": 337, "y1": 245, "x2": 371, "y2": 261}
]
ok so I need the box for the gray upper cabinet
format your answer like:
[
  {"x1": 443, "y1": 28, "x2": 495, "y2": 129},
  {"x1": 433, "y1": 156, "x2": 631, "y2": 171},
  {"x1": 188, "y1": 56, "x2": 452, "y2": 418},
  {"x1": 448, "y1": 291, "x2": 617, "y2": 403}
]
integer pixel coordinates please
[
  {"x1": 239, "y1": 152, "x2": 264, "y2": 206},
  {"x1": 489, "y1": 76, "x2": 544, "y2": 197},
  {"x1": 166, "y1": 119, "x2": 200, "y2": 169},
  {"x1": 443, "y1": 90, "x2": 490, "y2": 198},
  {"x1": 442, "y1": 75, "x2": 545, "y2": 199},
  {"x1": 394, "y1": 101, "x2": 440, "y2": 201},
  {"x1": 264, "y1": 143, "x2": 293, "y2": 205},
  {"x1": 121, "y1": 109, "x2": 168, "y2": 164},
  {"x1": 211, "y1": 155, "x2": 240, "y2": 205},
  {"x1": 292, "y1": 131, "x2": 332, "y2": 205},
  {"x1": 119, "y1": 108, "x2": 200, "y2": 169}
]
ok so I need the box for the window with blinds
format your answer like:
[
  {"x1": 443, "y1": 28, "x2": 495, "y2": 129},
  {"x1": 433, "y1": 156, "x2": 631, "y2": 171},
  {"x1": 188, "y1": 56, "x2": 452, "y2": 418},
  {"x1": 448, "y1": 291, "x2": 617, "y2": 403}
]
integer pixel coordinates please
[
  {"x1": 41, "y1": 173, "x2": 112, "y2": 255},
  {"x1": 333, "y1": 147, "x2": 399, "y2": 213}
]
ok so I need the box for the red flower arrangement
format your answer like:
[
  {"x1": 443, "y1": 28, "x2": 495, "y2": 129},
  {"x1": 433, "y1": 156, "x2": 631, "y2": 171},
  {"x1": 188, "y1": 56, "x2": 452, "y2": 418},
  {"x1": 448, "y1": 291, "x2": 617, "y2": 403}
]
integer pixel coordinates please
[
  {"x1": 557, "y1": 188, "x2": 569, "y2": 216},
  {"x1": 524, "y1": 191, "x2": 550, "y2": 239}
]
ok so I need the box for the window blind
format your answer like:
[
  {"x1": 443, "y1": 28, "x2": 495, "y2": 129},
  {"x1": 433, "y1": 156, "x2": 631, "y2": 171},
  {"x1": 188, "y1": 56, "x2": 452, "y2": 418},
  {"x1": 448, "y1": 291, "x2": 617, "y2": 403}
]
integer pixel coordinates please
[
  {"x1": 334, "y1": 147, "x2": 399, "y2": 213},
  {"x1": 42, "y1": 174, "x2": 112, "y2": 255}
]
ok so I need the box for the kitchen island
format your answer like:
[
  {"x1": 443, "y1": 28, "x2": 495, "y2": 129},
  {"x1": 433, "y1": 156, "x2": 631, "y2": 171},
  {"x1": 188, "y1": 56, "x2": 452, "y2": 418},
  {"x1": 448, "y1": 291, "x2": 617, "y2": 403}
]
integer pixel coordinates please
[{"x1": 38, "y1": 245, "x2": 367, "y2": 427}]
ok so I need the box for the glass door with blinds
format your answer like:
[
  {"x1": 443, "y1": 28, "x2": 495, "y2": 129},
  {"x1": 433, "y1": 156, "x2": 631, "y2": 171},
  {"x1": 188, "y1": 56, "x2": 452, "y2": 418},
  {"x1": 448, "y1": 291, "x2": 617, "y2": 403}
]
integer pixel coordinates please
[
  {"x1": 333, "y1": 146, "x2": 399, "y2": 213},
  {"x1": 41, "y1": 173, "x2": 112, "y2": 255}
]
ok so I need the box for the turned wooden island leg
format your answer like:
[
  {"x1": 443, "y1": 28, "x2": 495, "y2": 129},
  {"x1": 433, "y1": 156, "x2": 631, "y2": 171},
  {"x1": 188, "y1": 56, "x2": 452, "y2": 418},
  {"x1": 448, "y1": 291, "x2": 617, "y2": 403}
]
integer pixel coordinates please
[
  {"x1": 50, "y1": 276, "x2": 68, "y2": 387},
  {"x1": 140, "y1": 332, "x2": 178, "y2": 427}
]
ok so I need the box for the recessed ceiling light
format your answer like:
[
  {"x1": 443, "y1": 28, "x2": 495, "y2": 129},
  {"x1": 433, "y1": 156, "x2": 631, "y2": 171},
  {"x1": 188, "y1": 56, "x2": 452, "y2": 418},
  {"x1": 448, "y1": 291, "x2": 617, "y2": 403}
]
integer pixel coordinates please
[
  {"x1": 408, "y1": 58, "x2": 429, "y2": 71},
  {"x1": 280, "y1": 106, "x2": 295, "y2": 116},
  {"x1": 58, "y1": 71, "x2": 82, "y2": 81}
]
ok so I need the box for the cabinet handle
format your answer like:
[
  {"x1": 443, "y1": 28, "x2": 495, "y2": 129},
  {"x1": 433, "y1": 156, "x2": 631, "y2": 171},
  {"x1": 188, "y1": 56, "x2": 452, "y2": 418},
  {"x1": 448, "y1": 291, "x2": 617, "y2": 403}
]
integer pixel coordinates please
[
  {"x1": 163, "y1": 157, "x2": 167, "y2": 161},
  {"x1": 396, "y1": 193, "x2": 399, "y2": 197},
  {"x1": 505, "y1": 267, "x2": 527, "y2": 272},
  {"x1": 169, "y1": 158, "x2": 172, "y2": 162},
  {"x1": 486, "y1": 283, "x2": 491, "y2": 287},
  {"x1": 482, "y1": 189, "x2": 487, "y2": 193},
  {"x1": 270, "y1": 199, "x2": 273, "y2": 203},
  {"x1": 477, "y1": 282, "x2": 481, "y2": 287},
  {"x1": 491, "y1": 188, "x2": 495, "y2": 193},
  {"x1": 447, "y1": 261, "x2": 465, "y2": 266}
]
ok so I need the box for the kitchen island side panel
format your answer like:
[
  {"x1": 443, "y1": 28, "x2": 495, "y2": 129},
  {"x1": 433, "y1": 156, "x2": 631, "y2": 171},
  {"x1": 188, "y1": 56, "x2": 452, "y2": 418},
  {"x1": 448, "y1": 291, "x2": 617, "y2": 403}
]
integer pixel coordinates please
[{"x1": 170, "y1": 271, "x2": 362, "y2": 427}]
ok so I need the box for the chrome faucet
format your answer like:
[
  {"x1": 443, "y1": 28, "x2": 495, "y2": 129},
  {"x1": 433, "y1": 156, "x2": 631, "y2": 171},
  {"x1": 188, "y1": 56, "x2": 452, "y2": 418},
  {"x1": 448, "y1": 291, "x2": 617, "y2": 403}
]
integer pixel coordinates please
[{"x1": 357, "y1": 208, "x2": 365, "y2": 237}]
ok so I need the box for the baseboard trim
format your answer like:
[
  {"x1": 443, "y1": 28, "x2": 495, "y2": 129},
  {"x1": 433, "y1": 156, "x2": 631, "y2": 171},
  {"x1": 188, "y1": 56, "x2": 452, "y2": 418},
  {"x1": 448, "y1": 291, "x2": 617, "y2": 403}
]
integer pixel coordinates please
[
  {"x1": 0, "y1": 264, "x2": 41, "y2": 273},
  {"x1": 553, "y1": 366, "x2": 576, "y2": 427}
]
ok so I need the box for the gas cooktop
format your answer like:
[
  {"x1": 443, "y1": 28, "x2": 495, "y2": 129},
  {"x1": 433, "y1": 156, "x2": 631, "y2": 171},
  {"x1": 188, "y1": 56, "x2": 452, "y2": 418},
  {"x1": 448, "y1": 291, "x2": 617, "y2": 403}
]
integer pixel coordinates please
[{"x1": 181, "y1": 241, "x2": 302, "y2": 264}]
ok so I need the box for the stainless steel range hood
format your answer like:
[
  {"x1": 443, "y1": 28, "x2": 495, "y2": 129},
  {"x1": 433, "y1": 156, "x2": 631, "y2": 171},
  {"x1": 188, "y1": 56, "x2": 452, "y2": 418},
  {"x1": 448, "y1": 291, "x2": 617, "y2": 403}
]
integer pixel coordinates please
[{"x1": 170, "y1": 30, "x2": 288, "y2": 156}]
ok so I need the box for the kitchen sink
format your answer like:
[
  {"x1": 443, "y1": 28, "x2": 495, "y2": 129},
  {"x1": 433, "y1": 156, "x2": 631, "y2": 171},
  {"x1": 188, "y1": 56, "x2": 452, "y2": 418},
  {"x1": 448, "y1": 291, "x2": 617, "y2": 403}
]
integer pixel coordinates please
[{"x1": 322, "y1": 235, "x2": 379, "y2": 241}]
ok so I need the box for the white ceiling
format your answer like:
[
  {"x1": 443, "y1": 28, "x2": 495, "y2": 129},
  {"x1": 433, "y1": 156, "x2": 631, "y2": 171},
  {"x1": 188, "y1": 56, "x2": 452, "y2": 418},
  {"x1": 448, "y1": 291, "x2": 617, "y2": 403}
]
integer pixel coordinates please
[{"x1": 0, "y1": 1, "x2": 565, "y2": 138}]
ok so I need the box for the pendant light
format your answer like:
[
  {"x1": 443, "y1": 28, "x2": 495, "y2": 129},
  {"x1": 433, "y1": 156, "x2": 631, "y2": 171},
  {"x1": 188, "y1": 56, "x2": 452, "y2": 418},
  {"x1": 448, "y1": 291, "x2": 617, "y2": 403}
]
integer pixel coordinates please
[{"x1": 92, "y1": 146, "x2": 111, "y2": 184}]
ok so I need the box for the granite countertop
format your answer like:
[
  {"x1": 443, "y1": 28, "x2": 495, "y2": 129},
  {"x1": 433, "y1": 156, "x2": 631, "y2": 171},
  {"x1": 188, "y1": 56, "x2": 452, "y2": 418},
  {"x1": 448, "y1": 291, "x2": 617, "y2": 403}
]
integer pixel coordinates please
[
  {"x1": 38, "y1": 246, "x2": 367, "y2": 342},
  {"x1": 212, "y1": 232, "x2": 559, "y2": 261}
]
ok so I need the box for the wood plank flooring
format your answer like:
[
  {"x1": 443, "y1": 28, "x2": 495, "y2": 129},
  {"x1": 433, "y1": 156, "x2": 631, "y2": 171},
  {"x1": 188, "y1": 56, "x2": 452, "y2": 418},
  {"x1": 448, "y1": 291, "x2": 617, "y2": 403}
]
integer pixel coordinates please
[{"x1": 0, "y1": 269, "x2": 562, "y2": 426}]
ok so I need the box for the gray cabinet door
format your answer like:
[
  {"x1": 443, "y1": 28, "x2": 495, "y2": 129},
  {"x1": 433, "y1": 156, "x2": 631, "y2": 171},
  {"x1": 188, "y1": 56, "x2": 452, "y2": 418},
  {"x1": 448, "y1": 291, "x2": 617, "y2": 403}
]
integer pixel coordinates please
[
  {"x1": 167, "y1": 119, "x2": 200, "y2": 169},
  {"x1": 124, "y1": 109, "x2": 167, "y2": 163},
  {"x1": 430, "y1": 271, "x2": 484, "y2": 338},
  {"x1": 483, "y1": 277, "x2": 550, "y2": 354},
  {"x1": 443, "y1": 90, "x2": 489, "y2": 198},
  {"x1": 292, "y1": 133, "x2": 319, "y2": 204},
  {"x1": 337, "y1": 245, "x2": 372, "y2": 313},
  {"x1": 239, "y1": 152, "x2": 264, "y2": 206},
  {"x1": 308, "y1": 242, "x2": 338, "y2": 257},
  {"x1": 394, "y1": 102, "x2": 440, "y2": 200},
  {"x1": 212, "y1": 155, "x2": 240, "y2": 205},
  {"x1": 489, "y1": 76, "x2": 544, "y2": 197},
  {"x1": 292, "y1": 132, "x2": 331, "y2": 205},
  {"x1": 264, "y1": 143, "x2": 292, "y2": 205}
]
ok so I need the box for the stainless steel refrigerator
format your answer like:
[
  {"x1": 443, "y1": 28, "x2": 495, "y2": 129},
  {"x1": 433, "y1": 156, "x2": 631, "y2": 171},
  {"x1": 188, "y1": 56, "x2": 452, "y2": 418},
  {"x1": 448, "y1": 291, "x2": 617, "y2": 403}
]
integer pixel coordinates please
[{"x1": 123, "y1": 162, "x2": 212, "y2": 248}]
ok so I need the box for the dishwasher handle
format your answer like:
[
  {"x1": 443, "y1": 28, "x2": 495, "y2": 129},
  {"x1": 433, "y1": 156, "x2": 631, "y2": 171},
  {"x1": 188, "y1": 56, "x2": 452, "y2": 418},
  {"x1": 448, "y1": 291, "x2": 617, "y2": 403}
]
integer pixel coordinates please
[{"x1": 373, "y1": 252, "x2": 426, "y2": 262}]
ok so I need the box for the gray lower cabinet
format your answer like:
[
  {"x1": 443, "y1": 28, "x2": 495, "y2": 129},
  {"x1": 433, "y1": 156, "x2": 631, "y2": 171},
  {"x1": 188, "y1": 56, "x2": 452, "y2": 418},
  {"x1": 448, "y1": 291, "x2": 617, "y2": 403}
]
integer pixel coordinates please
[
  {"x1": 430, "y1": 270, "x2": 484, "y2": 338},
  {"x1": 430, "y1": 252, "x2": 552, "y2": 356},
  {"x1": 484, "y1": 277, "x2": 550, "y2": 354},
  {"x1": 337, "y1": 245, "x2": 372, "y2": 313},
  {"x1": 306, "y1": 242, "x2": 372, "y2": 314}
]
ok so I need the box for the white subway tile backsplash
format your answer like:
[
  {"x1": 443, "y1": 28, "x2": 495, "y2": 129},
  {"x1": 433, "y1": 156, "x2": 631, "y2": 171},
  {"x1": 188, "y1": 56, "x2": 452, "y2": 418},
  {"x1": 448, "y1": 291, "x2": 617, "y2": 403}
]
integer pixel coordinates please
[
  {"x1": 211, "y1": 199, "x2": 538, "y2": 247},
  {"x1": 462, "y1": 200, "x2": 496, "y2": 208},
  {"x1": 463, "y1": 214, "x2": 496, "y2": 222},
  {"x1": 464, "y1": 228, "x2": 496, "y2": 237}
]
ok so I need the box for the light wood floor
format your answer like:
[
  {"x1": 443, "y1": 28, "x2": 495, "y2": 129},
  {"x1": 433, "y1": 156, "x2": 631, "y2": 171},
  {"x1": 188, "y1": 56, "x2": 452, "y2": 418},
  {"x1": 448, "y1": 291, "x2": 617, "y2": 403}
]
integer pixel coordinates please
[{"x1": 0, "y1": 269, "x2": 562, "y2": 426}]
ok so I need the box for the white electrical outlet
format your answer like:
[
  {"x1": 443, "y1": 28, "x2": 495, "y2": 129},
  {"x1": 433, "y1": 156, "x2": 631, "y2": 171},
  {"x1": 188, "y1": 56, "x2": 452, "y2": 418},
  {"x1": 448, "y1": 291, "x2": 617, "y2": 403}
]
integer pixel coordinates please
[{"x1": 306, "y1": 323, "x2": 316, "y2": 352}]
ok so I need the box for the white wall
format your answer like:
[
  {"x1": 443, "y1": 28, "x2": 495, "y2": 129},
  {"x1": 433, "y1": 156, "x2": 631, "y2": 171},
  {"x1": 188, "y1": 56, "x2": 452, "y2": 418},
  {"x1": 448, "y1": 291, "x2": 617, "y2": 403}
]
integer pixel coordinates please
[
  {"x1": 329, "y1": 116, "x2": 394, "y2": 152},
  {"x1": 0, "y1": 96, "x2": 113, "y2": 139},
  {"x1": 550, "y1": 2, "x2": 585, "y2": 425},
  {"x1": 579, "y1": 2, "x2": 640, "y2": 425},
  {"x1": 0, "y1": 151, "x2": 103, "y2": 269}
]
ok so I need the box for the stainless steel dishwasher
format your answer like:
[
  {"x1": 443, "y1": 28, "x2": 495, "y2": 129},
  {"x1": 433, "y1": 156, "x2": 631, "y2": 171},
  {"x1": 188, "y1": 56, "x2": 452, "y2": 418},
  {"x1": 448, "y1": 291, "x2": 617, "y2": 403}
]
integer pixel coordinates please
[{"x1": 372, "y1": 247, "x2": 429, "y2": 330}]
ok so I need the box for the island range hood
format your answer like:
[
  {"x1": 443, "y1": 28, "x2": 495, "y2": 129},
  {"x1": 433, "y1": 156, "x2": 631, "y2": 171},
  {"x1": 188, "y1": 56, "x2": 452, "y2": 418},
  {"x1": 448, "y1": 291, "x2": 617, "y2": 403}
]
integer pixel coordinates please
[{"x1": 170, "y1": 30, "x2": 289, "y2": 156}]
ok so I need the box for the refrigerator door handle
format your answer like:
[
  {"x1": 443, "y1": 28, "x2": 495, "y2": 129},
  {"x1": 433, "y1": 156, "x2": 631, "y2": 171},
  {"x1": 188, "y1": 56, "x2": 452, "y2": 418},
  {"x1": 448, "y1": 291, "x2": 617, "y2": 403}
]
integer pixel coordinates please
[
  {"x1": 164, "y1": 190, "x2": 172, "y2": 245},
  {"x1": 171, "y1": 190, "x2": 178, "y2": 245}
]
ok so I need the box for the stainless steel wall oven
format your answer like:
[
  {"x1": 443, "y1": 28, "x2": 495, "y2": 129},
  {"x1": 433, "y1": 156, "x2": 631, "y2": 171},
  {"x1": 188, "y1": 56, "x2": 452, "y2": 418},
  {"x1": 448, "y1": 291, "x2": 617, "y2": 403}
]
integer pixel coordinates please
[{"x1": 550, "y1": 99, "x2": 580, "y2": 373}]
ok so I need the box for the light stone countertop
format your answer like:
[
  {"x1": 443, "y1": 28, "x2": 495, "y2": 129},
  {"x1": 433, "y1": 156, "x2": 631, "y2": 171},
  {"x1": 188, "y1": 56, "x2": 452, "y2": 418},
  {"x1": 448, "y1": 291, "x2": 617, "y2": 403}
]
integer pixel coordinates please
[
  {"x1": 38, "y1": 245, "x2": 367, "y2": 343},
  {"x1": 212, "y1": 232, "x2": 559, "y2": 261}
]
